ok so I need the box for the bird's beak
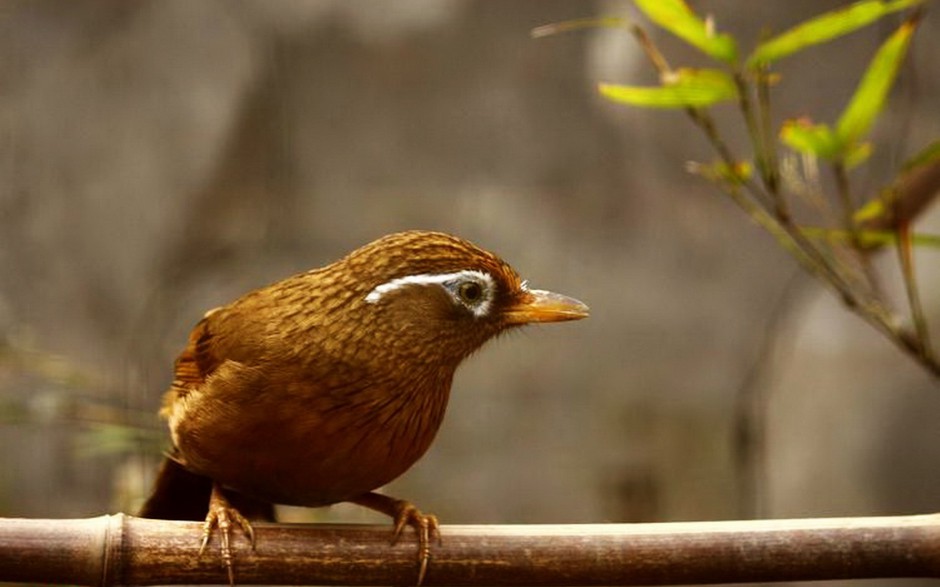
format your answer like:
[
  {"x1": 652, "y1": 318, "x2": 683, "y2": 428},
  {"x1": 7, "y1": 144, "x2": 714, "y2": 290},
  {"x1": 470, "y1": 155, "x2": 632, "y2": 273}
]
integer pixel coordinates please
[{"x1": 503, "y1": 288, "x2": 590, "y2": 325}]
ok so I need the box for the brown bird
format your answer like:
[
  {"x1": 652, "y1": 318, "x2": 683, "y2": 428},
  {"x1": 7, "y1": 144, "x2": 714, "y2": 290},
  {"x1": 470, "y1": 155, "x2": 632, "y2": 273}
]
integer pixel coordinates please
[{"x1": 139, "y1": 230, "x2": 588, "y2": 584}]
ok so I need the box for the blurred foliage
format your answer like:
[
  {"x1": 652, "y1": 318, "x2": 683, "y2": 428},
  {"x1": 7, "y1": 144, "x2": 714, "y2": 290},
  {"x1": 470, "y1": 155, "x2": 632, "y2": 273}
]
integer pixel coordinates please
[
  {"x1": 537, "y1": 0, "x2": 940, "y2": 376},
  {"x1": 633, "y1": 0, "x2": 738, "y2": 63},
  {"x1": 599, "y1": 68, "x2": 737, "y2": 108},
  {"x1": 746, "y1": 0, "x2": 921, "y2": 67},
  {"x1": 0, "y1": 335, "x2": 164, "y2": 459}
]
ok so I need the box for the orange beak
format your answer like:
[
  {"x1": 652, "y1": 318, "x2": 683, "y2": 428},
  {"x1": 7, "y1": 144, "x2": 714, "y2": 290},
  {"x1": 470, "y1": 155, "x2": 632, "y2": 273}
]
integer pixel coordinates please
[{"x1": 503, "y1": 288, "x2": 589, "y2": 325}]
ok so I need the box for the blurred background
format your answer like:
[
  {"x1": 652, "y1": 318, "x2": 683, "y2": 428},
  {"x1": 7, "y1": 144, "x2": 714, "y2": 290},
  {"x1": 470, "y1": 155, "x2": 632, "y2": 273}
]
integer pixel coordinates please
[{"x1": 1, "y1": 0, "x2": 939, "y2": 561}]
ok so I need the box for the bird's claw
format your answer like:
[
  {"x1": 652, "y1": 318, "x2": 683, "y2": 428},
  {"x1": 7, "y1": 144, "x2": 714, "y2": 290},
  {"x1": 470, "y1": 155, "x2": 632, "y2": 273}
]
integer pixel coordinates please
[
  {"x1": 200, "y1": 486, "x2": 255, "y2": 587},
  {"x1": 391, "y1": 501, "x2": 440, "y2": 586}
]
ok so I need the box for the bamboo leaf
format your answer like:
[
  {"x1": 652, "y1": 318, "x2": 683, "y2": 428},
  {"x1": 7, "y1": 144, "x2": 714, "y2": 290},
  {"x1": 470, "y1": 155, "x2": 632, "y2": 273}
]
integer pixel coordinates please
[
  {"x1": 854, "y1": 197, "x2": 891, "y2": 225},
  {"x1": 802, "y1": 227, "x2": 940, "y2": 249},
  {"x1": 779, "y1": 118, "x2": 840, "y2": 159},
  {"x1": 689, "y1": 160, "x2": 753, "y2": 185},
  {"x1": 835, "y1": 17, "x2": 918, "y2": 147},
  {"x1": 779, "y1": 17, "x2": 918, "y2": 164},
  {"x1": 844, "y1": 141, "x2": 873, "y2": 169},
  {"x1": 599, "y1": 68, "x2": 737, "y2": 109},
  {"x1": 634, "y1": 0, "x2": 737, "y2": 63},
  {"x1": 747, "y1": 0, "x2": 922, "y2": 68}
]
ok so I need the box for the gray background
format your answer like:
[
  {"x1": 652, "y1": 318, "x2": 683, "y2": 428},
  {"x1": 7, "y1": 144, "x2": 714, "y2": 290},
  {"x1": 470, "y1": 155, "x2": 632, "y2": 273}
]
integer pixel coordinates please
[{"x1": 1, "y1": 0, "x2": 938, "y2": 551}]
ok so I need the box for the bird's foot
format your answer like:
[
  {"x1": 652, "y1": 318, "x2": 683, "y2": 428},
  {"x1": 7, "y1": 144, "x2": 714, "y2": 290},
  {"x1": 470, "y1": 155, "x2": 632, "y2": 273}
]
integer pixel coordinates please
[
  {"x1": 199, "y1": 484, "x2": 255, "y2": 587},
  {"x1": 390, "y1": 500, "x2": 440, "y2": 585},
  {"x1": 349, "y1": 492, "x2": 440, "y2": 585}
]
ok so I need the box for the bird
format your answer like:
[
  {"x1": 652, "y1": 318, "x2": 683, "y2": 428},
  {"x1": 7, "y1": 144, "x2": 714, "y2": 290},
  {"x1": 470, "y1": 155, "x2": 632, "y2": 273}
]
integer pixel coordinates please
[{"x1": 138, "y1": 230, "x2": 589, "y2": 585}]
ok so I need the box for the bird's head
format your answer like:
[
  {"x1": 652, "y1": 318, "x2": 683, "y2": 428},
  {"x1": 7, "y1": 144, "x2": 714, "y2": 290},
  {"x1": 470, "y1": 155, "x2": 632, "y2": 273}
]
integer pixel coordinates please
[{"x1": 327, "y1": 231, "x2": 589, "y2": 368}]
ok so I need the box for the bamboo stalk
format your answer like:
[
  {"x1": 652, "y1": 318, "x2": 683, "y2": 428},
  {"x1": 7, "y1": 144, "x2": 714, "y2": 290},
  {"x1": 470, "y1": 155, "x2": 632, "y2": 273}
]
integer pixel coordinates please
[{"x1": 1, "y1": 514, "x2": 940, "y2": 586}]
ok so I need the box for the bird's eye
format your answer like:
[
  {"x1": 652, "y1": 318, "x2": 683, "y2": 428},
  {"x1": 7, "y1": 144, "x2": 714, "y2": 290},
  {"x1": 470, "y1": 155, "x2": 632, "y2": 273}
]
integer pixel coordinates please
[{"x1": 458, "y1": 280, "x2": 484, "y2": 304}]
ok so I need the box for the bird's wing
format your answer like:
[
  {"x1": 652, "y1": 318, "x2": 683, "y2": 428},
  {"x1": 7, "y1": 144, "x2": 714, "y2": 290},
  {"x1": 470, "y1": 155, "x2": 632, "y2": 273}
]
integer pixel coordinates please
[
  {"x1": 171, "y1": 313, "x2": 222, "y2": 392},
  {"x1": 150, "y1": 304, "x2": 283, "y2": 523},
  {"x1": 158, "y1": 318, "x2": 216, "y2": 419},
  {"x1": 161, "y1": 303, "x2": 259, "y2": 408}
]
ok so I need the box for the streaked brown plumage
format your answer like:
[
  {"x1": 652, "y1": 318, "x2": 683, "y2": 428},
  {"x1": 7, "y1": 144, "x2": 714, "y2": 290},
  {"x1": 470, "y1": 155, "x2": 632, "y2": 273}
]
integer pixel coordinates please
[{"x1": 139, "y1": 230, "x2": 588, "y2": 585}]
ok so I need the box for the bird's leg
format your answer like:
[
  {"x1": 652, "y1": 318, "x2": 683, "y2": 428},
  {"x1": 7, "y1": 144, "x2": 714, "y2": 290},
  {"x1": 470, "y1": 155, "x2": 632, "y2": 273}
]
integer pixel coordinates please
[
  {"x1": 200, "y1": 483, "x2": 256, "y2": 587},
  {"x1": 349, "y1": 492, "x2": 440, "y2": 585}
]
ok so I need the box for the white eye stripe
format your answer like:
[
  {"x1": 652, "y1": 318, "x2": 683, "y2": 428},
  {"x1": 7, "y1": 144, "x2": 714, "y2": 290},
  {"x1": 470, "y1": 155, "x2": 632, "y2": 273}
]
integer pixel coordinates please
[{"x1": 364, "y1": 270, "x2": 495, "y2": 312}]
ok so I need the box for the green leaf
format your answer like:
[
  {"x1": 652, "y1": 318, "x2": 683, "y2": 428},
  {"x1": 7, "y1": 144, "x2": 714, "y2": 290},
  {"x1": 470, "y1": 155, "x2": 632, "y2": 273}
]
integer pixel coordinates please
[
  {"x1": 844, "y1": 141, "x2": 873, "y2": 169},
  {"x1": 779, "y1": 118, "x2": 840, "y2": 158},
  {"x1": 718, "y1": 160, "x2": 754, "y2": 185},
  {"x1": 835, "y1": 17, "x2": 918, "y2": 147},
  {"x1": 688, "y1": 160, "x2": 753, "y2": 187},
  {"x1": 802, "y1": 227, "x2": 940, "y2": 249},
  {"x1": 897, "y1": 232, "x2": 940, "y2": 249},
  {"x1": 599, "y1": 68, "x2": 737, "y2": 109},
  {"x1": 634, "y1": 0, "x2": 738, "y2": 63},
  {"x1": 779, "y1": 17, "x2": 918, "y2": 164},
  {"x1": 853, "y1": 197, "x2": 890, "y2": 225},
  {"x1": 747, "y1": 0, "x2": 922, "y2": 68}
]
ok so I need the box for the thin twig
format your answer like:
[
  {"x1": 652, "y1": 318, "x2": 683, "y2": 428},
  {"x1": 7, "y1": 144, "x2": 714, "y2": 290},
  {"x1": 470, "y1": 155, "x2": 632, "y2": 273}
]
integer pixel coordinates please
[
  {"x1": 755, "y1": 67, "x2": 783, "y2": 209},
  {"x1": 696, "y1": 115, "x2": 936, "y2": 374},
  {"x1": 733, "y1": 72, "x2": 776, "y2": 200},
  {"x1": 628, "y1": 24, "x2": 672, "y2": 77},
  {"x1": 833, "y1": 161, "x2": 885, "y2": 299},
  {"x1": 833, "y1": 161, "x2": 857, "y2": 235},
  {"x1": 897, "y1": 221, "x2": 934, "y2": 361},
  {"x1": 625, "y1": 22, "x2": 939, "y2": 379},
  {"x1": 692, "y1": 121, "x2": 860, "y2": 300}
]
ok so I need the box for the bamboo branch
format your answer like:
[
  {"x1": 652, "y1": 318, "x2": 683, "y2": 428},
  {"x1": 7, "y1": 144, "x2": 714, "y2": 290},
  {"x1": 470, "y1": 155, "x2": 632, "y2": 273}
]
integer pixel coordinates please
[
  {"x1": 1, "y1": 514, "x2": 940, "y2": 586},
  {"x1": 897, "y1": 221, "x2": 933, "y2": 359},
  {"x1": 756, "y1": 67, "x2": 783, "y2": 204}
]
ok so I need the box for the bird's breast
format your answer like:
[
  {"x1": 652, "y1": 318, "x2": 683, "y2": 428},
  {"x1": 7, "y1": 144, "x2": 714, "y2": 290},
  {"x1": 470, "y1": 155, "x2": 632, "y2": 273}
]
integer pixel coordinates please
[{"x1": 172, "y1": 368, "x2": 454, "y2": 507}]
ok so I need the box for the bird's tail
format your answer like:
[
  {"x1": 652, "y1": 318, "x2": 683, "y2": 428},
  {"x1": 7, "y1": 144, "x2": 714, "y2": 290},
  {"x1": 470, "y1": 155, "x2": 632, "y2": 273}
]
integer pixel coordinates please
[{"x1": 139, "y1": 456, "x2": 276, "y2": 522}]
